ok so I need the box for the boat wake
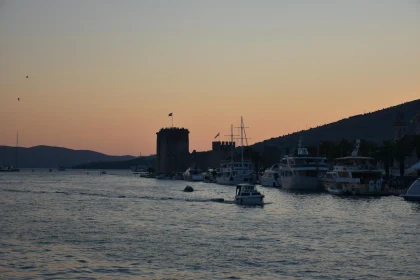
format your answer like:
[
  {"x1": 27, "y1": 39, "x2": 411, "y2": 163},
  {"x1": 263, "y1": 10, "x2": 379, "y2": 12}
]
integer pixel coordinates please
[{"x1": 0, "y1": 187, "x2": 233, "y2": 204}]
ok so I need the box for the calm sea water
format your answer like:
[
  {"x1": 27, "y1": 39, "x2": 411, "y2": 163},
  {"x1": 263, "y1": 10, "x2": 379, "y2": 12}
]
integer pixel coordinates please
[{"x1": 1, "y1": 170, "x2": 419, "y2": 280}]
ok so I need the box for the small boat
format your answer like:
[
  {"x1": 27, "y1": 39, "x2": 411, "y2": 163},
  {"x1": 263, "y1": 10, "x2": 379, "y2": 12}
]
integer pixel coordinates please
[
  {"x1": 260, "y1": 164, "x2": 281, "y2": 187},
  {"x1": 0, "y1": 165, "x2": 19, "y2": 172},
  {"x1": 155, "y1": 173, "x2": 166, "y2": 179},
  {"x1": 172, "y1": 172, "x2": 184, "y2": 180},
  {"x1": 203, "y1": 169, "x2": 217, "y2": 183},
  {"x1": 183, "y1": 167, "x2": 204, "y2": 181},
  {"x1": 235, "y1": 183, "x2": 264, "y2": 205},
  {"x1": 401, "y1": 178, "x2": 420, "y2": 201}
]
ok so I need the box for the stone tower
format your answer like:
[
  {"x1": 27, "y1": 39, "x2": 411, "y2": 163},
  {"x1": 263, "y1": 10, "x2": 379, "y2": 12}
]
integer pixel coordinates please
[
  {"x1": 394, "y1": 112, "x2": 408, "y2": 141},
  {"x1": 156, "y1": 127, "x2": 190, "y2": 174}
]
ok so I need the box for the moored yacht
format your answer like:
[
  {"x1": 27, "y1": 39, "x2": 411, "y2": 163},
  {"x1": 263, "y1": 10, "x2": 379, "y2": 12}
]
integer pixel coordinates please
[
  {"x1": 0, "y1": 164, "x2": 19, "y2": 172},
  {"x1": 235, "y1": 183, "x2": 264, "y2": 205},
  {"x1": 279, "y1": 140, "x2": 328, "y2": 191},
  {"x1": 216, "y1": 160, "x2": 256, "y2": 185},
  {"x1": 401, "y1": 178, "x2": 420, "y2": 201},
  {"x1": 260, "y1": 164, "x2": 281, "y2": 187},
  {"x1": 215, "y1": 117, "x2": 256, "y2": 185},
  {"x1": 203, "y1": 169, "x2": 217, "y2": 183},
  {"x1": 321, "y1": 140, "x2": 389, "y2": 196},
  {"x1": 183, "y1": 167, "x2": 204, "y2": 181}
]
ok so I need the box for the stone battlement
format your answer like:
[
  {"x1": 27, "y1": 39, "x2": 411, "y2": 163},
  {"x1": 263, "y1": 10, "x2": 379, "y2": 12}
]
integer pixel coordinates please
[{"x1": 212, "y1": 141, "x2": 235, "y2": 152}]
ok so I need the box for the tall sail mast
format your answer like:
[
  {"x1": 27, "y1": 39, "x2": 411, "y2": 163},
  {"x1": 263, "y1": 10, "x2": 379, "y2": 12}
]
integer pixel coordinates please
[
  {"x1": 241, "y1": 117, "x2": 244, "y2": 168},
  {"x1": 235, "y1": 116, "x2": 249, "y2": 169},
  {"x1": 230, "y1": 124, "x2": 234, "y2": 163},
  {"x1": 16, "y1": 131, "x2": 19, "y2": 168}
]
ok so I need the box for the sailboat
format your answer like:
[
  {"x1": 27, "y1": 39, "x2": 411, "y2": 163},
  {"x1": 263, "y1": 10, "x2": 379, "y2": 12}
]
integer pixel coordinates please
[{"x1": 215, "y1": 117, "x2": 256, "y2": 185}]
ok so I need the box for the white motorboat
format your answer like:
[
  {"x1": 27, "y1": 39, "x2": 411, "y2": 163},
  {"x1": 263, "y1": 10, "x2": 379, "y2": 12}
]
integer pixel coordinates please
[
  {"x1": 183, "y1": 167, "x2": 204, "y2": 181},
  {"x1": 260, "y1": 164, "x2": 281, "y2": 187},
  {"x1": 401, "y1": 178, "x2": 420, "y2": 201},
  {"x1": 235, "y1": 183, "x2": 264, "y2": 205},
  {"x1": 184, "y1": 167, "x2": 204, "y2": 182},
  {"x1": 203, "y1": 169, "x2": 217, "y2": 183}
]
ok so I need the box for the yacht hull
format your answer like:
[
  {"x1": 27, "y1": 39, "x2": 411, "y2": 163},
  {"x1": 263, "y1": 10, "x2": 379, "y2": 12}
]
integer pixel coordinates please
[
  {"x1": 281, "y1": 176, "x2": 322, "y2": 191},
  {"x1": 235, "y1": 196, "x2": 264, "y2": 205},
  {"x1": 323, "y1": 180, "x2": 391, "y2": 196}
]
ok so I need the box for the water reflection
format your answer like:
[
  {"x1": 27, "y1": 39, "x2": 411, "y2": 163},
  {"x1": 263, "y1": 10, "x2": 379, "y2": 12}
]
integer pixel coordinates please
[{"x1": 0, "y1": 171, "x2": 419, "y2": 279}]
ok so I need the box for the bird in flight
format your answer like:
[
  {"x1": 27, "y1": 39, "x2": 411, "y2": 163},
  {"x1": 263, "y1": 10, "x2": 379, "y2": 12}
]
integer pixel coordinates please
[
  {"x1": 26, "y1": 75, "x2": 29, "y2": 78},
  {"x1": 18, "y1": 98, "x2": 20, "y2": 101}
]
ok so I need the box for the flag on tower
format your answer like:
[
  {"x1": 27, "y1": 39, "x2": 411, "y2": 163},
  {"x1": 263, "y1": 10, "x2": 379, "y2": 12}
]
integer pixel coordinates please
[
  {"x1": 214, "y1": 132, "x2": 220, "y2": 139},
  {"x1": 168, "y1": 113, "x2": 173, "y2": 116}
]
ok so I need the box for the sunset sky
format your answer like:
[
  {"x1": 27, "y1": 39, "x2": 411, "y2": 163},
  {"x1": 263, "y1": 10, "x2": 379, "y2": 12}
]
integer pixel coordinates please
[{"x1": 1, "y1": 0, "x2": 419, "y2": 156}]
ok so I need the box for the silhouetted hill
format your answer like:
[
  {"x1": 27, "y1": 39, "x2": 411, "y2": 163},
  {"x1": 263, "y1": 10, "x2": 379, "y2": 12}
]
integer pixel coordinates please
[
  {"x1": 0, "y1": 145, "x2": 135, "y2": 168},
  {"x1": 72, "y1": 155, "x2": 156, "y2": 169},
  {"x1": 252, "y1": 99, "x2": 420, "y2": 152}
]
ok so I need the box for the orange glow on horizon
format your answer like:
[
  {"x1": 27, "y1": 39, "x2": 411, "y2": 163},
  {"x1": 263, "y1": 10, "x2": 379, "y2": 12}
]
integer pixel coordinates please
[{"x1": 1, "y1": 1, "x2": 419, "y2": 156}]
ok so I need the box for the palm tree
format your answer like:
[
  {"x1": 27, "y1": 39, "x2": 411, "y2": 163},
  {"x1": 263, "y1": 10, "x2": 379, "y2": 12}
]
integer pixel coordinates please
[
  {"x1": 376, "y1": 140, "x2": 394, "y2": 179},
  {"x1": 243, "y1": 147, "x2": 263, "y2": 178},
  {"x1": 394, "y1": 137, "x2": 412, "y2": 177}
]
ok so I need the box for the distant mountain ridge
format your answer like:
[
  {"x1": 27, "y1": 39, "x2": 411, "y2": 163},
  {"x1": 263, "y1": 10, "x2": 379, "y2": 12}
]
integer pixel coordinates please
[
  {"x1": 251, "y1": 99, "x2": 420, "y2": 152},
  {"x1": 2, "y1": 99, "x2": 419, "y2": 168},
  {"x1": 0, "y1": 145, "x2": 135, "y2": 168}
]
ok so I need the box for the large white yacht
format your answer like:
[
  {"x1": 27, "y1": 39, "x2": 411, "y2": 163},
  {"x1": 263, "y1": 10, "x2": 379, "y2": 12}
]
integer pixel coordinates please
[
  {"x1": 215, "y1": 117, "x2": 256, "y2": 185},
  {"x1": 260, "y1": 164, "x2": 281, "y2": 187},
  {"x1": 183, "y1": 167, "x2": 204, "y2": 182},
  {"x1": 321, "y1": 140, "x2": 389, "y2": 196},
  {"x1": 279, "y1": 140, "x2": 328, "y2": 191}
]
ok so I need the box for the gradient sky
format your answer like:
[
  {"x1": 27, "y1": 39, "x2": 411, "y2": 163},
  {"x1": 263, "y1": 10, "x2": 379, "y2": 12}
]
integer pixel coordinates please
[{"x1": 1, "y1": 0, "x2": 419, "y2": 156}]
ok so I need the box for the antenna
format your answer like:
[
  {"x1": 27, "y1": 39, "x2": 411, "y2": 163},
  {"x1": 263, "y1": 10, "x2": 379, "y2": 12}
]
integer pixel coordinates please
[
  {"x1": 351, "y1": 139, "x2": 360, "y2": 157},
  {"x1": 297, "y1": 135, "x2": 308, "y2": 155}
]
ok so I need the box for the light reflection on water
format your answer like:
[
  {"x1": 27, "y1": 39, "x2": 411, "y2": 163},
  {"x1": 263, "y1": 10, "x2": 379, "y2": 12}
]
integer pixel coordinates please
[{"x1": 1, "y1": 169, "x2": 419, "y2": 279}]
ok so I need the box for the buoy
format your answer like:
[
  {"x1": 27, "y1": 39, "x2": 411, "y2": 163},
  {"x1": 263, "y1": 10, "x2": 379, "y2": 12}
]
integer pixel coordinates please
[{"x1": 184, "y1": 186, "x2": 194, "y2": 192}]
